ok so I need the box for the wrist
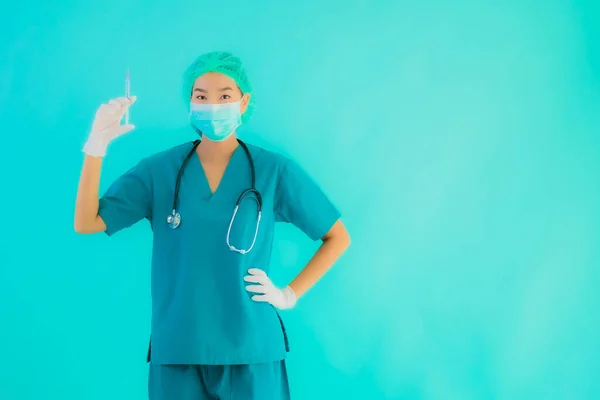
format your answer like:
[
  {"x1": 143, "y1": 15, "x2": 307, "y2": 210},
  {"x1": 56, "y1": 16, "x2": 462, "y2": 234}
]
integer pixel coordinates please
[
  {"x1": 83, "y1": 135, "x2": 107, "y2": 157},
  {"x1": 282, "y1": 286, "x2": 297, "y2": 308}
]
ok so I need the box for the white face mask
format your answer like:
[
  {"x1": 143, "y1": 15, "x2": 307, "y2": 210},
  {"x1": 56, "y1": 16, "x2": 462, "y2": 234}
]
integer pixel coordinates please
[{"x1": 189, "y1": 101, "x2": 243, "y2": 141}]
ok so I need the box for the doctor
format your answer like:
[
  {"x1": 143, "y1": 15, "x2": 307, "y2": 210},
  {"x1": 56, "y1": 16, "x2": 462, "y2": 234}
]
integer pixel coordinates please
[{"x1": 74, "y1": 51, "x2": 350, "y2": 400}]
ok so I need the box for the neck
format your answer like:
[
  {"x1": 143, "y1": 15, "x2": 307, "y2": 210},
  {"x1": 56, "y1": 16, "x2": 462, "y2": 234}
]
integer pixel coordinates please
[{"x1": 196, "y1": 134, "x2": 239, "y2": 162}]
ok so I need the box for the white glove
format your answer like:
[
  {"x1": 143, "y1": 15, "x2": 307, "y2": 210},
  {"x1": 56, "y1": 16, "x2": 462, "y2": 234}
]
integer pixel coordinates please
[
  {"x1": 244, "y1": 268, "x2": 297, "y2": 310},
  {"x1": 83, "y1": 96, "x2": 137, "y2": 157}
]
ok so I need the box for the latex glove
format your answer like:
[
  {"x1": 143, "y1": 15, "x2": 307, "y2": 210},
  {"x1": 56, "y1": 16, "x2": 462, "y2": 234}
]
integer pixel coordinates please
[
  {"x1": 244, "y1": 268, "x2": 297, "y2": 310},
  {"x1": 83, "y1": 96, "x2": 137, "y2": 157}
]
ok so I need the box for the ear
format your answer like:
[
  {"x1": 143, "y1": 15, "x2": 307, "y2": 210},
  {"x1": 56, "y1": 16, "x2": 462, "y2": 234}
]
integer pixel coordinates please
[{"x1": 240, "y1": 93, "x2": 251, "y2": 114}]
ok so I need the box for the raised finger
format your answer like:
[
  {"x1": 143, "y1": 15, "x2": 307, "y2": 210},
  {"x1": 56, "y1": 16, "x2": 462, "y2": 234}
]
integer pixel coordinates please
[{"x1": 108, "y1": 99, "x2": 123, "y2": 110}]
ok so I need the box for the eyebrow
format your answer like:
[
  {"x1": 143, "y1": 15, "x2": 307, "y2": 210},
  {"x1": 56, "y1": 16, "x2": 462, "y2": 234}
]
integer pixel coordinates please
[{"x1": 193, "y1": 87, "x2": 234, "y2": 93}]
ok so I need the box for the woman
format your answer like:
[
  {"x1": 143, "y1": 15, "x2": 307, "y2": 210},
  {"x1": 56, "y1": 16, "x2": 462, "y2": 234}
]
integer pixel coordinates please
[{"x1": 74, "y1": 51, "x2": 350, "y2": 400}]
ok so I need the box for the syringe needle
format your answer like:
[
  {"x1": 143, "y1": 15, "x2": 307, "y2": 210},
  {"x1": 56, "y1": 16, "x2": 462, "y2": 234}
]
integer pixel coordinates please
[{"x1": 125, "y1": 68, "x2": 130, "y2": 124}]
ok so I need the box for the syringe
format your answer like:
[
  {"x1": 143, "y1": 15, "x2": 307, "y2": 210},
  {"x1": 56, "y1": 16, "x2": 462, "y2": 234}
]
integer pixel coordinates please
[{"x1": 125, "y1": 68, "x2": 131, "y2": 124}]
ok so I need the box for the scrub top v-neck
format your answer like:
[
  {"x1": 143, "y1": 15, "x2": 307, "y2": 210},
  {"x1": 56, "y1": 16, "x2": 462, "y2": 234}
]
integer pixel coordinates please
[
  {"x1": 97, "y1": 140, "x2": 341, "y2": 365},
  {"x1": 194, "y1": 145, "x2": 242, "y2": 202}
]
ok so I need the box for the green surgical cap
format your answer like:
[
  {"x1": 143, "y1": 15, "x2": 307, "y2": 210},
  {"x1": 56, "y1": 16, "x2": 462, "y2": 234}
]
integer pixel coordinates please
[{"x1": 182, "y1": 51, "x2": 255, "y2": 124}]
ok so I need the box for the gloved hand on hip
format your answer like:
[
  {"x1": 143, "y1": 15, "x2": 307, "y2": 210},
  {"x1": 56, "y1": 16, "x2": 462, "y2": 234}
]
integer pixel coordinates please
[
  {"x1": 83, "y1": 96, "x2": 137, "y2": 157},
  {"x1": 244, "y1": 268, "x2": 297, "y2": 310}
]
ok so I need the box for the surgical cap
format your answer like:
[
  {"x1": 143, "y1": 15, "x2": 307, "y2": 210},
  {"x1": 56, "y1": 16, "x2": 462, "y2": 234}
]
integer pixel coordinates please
[{"x1": 182, "y1": 51, "x2": 255, "y2": 124}]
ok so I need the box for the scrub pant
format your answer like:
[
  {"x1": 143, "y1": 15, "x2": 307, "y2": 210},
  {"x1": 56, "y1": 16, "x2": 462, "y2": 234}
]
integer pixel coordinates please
[{"x1": 148, "y1": 361, "x2": 291, "y2": 400}]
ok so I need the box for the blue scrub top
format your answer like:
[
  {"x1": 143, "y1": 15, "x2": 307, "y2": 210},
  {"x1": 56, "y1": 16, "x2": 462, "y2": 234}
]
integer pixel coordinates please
[{"x1": 98, "y1": 141, "x2": 341, "y2": 365}]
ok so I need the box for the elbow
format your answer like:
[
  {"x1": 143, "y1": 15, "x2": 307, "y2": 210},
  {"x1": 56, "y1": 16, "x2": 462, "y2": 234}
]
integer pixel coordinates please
[
  {"x1": 74, "y1": 220, "x2": 88, "y2": 234},
  {"x1": 341, "y1": 229, "x2": 351, "y2": 250},
  {"x1": 74, "y1": 199, "x2": 105, "y2": 233},
  {"x1": 322, "y1": 220, "x2": 351, "y2": 250},
  {"x1": 73, "y1": 216, "x2": 94, "y2": 234},
  {"x1": 337, "y1": 220, "x2": 351, "y2": 249}
]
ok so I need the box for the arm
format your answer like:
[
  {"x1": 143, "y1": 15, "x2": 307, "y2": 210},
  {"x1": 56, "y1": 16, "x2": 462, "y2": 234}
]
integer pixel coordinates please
[
  {"x1": 288, "y1": 219, "x2": 350, "y2": 298},
  {"x1": 74, "y1": 96, "x2": 138, "y2": 234},
  {"x1": 74, "y1": 155, "x2": 107, "y2": 234},
  {"x1": 245, "y1": 158, "x2": 349, "y2": 309}
]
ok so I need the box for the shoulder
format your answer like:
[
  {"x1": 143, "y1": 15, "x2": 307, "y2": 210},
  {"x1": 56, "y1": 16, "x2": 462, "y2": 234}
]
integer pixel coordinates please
[
  {"x1": 122, "y1": 142, "x2": 196, "y2": 187},
  {"x1": 243, "y1": 142, "x2": 293, "y2": 174},
  {"x1": 242, "y1": 142, "x2": 317, "y2": 195},
  {"x1": 142, "y1": 141, "x2": 196, "y2": 167}
]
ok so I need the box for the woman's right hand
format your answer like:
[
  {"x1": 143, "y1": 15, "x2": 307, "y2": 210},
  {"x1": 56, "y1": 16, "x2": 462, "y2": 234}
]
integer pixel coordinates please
[{"x1": 83, "y1": 96, "x2": 137, "y2": 157}]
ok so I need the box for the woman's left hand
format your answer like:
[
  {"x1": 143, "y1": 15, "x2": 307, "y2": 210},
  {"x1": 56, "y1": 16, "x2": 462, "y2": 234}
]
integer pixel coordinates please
[{"x1": 244, "y1": 268, "x2": 297, "y2": 310}]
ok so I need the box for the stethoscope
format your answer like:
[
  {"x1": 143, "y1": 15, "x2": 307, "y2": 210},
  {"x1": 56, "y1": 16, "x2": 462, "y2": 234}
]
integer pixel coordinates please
[{"x1": 167, "y1": 139, "x2": 262, "y2": 254}]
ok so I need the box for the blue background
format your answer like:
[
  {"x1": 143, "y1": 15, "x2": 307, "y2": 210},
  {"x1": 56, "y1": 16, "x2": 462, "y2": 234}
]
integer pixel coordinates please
[{"x1": 1, "y1": 1, "x2": 599, "y2": 399}]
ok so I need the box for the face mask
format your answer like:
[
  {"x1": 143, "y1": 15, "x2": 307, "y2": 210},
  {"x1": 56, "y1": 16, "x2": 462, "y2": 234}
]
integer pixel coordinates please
[{"x1": 189, "y1": 101, "x2": 243, "y2": 142}]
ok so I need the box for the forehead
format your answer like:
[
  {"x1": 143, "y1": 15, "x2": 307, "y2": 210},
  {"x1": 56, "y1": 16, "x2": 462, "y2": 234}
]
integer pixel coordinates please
[{"x1": 193, "y1": 72, "x2": 238, "y2": 89}]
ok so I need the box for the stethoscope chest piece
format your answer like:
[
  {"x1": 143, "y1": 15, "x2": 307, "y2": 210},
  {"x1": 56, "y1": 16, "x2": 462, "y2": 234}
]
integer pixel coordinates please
[{"x1": 167, "y1": 210, "x2": 181, "y2": 229}]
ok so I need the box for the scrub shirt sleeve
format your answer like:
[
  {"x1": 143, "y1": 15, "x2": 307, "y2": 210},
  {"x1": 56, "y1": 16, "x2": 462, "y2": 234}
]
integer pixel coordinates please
[
  {"x1": 98, "y1": 158, "x2": 153, "y2": 236},
  {"x1": 274, "y1": 158, "x2": 341, "y2": 241}
]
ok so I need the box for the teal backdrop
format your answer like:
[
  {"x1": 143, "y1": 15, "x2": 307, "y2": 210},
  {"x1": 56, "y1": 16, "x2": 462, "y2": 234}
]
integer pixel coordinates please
[{"x1": 1, "y1": 1, "x2": 599, "y2": 399}]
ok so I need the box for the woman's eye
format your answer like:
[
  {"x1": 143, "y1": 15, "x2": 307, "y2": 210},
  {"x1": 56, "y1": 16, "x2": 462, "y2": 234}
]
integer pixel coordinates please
[
  {"x1": 196, "y1": 95, "x2": 207, "y2": 100},
  {"x1": 221, "y1": 94, "x2": 231, "y2": 100}
]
